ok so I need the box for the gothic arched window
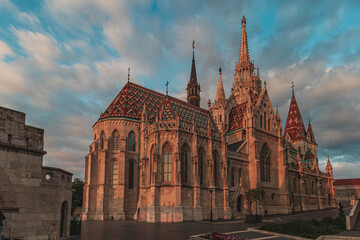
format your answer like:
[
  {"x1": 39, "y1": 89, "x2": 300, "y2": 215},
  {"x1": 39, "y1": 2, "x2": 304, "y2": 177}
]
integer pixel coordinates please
[
  {"x1": 268, "y1": 119, "x2": 270, "y2": 131},
  {"x1": 149, "y1": 146, "x2": 155, "y2": 185},
  {"x1": 231, "y1": 168, "x2": 235, "y2": 187},
  {"x1": 128, "y1": 131, "x2": 136, "y2": 151},
  {"x1": 112, "y1": 160, "x2": 118, "y2": 189},
  {"x1": 198, "y1": 148, "x2": 205, "y2": 185},
  {"x1": 181, "y1": 144, "x2": 189, "y2": 183},
  {"x1": 163, "y1": 143, "x2": 172, "y2": 182},
  {"x1": 128, "y1": 160, "x2": 134, "y2": 189},
  {"x1": 260, "y1": 143, "x2": 270, "y2": 181},
  {"x1": 100, "y1": 132, "x2": 105, "y2": 150},
  {"x1": 213, "y1": 151, "x2": 219, "y2": 186},
  {"x1": 112, "y1": 130, "x2": 120, "y2": 150},
  {"x1": 264, "y1": 112, "x2": 267, "y2": 129},
  {"x1": 260, "y1": 115, "x2": 263, "y2": 128}
]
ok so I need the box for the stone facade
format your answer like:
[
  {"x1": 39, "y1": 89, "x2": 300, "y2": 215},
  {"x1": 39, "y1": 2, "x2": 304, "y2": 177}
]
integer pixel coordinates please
[
  {"x1": 334, "y1": 178, "x2": 360, "y2": 205},
  {"x1": 82, "y1": 16, "x2": 336, "y2": 223},
  {"x1": 0, "y1": 106, "x2": 73, "y2": 240}
]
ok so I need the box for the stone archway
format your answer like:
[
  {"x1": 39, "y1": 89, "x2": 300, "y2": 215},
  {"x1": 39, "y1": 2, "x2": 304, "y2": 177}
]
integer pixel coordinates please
[{"x1": 60, "y1": 201, "x2": 68, "y2": 237}]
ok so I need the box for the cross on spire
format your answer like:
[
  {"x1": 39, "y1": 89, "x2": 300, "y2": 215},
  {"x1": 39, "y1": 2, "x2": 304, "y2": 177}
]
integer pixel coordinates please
[
  {"x1": 166, "y1": 81, "x2": 169, "y2": 95},
  {"x1": 291, "y1": 81, "x2": 295, "y2": 97}
]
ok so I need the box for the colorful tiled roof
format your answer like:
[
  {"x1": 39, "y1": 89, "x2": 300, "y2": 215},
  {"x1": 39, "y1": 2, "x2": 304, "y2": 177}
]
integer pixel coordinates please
[
  {"x1": 99, "y1": 82, "x2": 215, "y2": 129},
  {"x1": 284, "y1": 96, "x2": 307, "y2": 142},
  {"x1": 333, "y1": 178, "x2": 360, "y2": 186},
  {"x1": 228, "y1": 95, "x2": 259, "y2": 133}
]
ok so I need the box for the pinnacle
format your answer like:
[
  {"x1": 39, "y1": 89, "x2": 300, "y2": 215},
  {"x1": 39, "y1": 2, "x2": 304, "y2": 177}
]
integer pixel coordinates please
[
  {"x1": 239, "y1": 15, "x2": 250, "y2": 63},
  {"x1": 215, "y1": 67, "x2": 226, "y2": 106}
]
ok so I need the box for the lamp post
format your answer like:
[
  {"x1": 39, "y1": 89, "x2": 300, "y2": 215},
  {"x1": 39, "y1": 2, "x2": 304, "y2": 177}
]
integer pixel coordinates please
[{"x1": 209, "y1": 189, "x2": 213, "y2": 221}]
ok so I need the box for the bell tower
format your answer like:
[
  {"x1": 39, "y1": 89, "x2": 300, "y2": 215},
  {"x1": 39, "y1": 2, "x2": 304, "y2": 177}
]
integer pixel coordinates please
[
  {"x1": 233, "y1": 16, "x2": 262, "y2": 103},
  {"x1": 187, "y1": 40, "x2": 201, "y2": 107}
]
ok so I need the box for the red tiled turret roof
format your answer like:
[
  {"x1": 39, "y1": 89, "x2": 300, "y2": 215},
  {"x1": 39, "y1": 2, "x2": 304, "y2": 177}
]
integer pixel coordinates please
[{"x1": 284, "y1": 96, "x2": 307, "y2": 142}]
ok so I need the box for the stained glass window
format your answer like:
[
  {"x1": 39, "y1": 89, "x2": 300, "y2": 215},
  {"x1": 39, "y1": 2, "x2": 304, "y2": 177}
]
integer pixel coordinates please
[
  {"x1": 112, "y1": 130, "x2": 120, "y2": 150},
  {"x1": 128, "y1": 131, "x2": 136, "y2": 151},
  {"x1": 163, "y1": 143, "x2": 172, "y2": 182}
]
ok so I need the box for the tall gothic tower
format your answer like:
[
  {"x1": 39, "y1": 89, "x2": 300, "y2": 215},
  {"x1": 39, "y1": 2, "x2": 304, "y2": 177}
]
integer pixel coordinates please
[
  {"x1": 233, "y1": 16, "x2": 262, "y2": 104},
  {"x1": 187, "y1": 41, "x2": 201, "y2": 107}
]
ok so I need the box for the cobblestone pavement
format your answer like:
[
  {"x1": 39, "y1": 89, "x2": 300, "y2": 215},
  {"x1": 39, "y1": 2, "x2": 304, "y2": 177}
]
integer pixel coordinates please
[{"x1": 67, "y1": 207, "x2": 353, "y2": 240}]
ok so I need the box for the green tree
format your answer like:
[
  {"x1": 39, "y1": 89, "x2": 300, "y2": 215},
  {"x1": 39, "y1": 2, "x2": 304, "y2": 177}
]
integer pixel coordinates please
[
  {"x1": 245, "y1": 188, "x2": 265, "y2": 215},
  {"x1": 71, "y1": 178, "x2": 84, "y2": 215}
]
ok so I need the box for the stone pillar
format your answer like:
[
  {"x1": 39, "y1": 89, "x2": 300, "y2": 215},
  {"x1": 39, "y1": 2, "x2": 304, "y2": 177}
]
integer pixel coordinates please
[
  {"x1": 82, "y1": 154, "x2": 91, "y2": 220},
  {"x1": 94, "y1": 143, "x2": 107, "y2": 220}
]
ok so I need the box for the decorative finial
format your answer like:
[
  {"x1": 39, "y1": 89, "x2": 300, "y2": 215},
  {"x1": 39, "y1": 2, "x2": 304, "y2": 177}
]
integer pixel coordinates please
[
  {"x1": 128, "y1": 67, "x2": 130, "y2": 82},
  {"x1": 242, "y1": 15, "x2": 246, "y2": 26},
  {"x1": 264, "y1": 80, "x2": 267, "y2": 88},
  {"x1": 208, "y1": 99, "x2": 211, "y2": 109},
  {"x1": 165, "y1": 81, "x2": 169, "y2": 95},
  {"x1": 291, "y1": 81, "x2": 295, "y2": 97},
  {"x1": 219, "y1": 67, "x2": 222, "y2": 75}
]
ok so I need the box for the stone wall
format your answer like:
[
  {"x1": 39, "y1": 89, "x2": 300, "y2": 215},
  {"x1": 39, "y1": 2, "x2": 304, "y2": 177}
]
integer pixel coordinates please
[{"x1": 0, "y1": 106, "x2": 72, "y2": 240}]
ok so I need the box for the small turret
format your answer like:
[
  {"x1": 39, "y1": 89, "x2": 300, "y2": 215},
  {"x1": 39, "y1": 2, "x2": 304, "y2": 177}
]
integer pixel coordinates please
[
  {"x1": 275, "y1": 105, "x2": 281, "y2": 123},
  {"x1": 326, "y1": 156, "x2": 333, "y2": 175},
  {"x1": 215, "y1": 67, "x2": 226, "y2": 107}
]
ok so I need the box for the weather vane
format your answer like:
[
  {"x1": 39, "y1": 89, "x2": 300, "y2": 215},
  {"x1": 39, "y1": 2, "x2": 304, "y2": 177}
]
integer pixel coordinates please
[
  {"x1": 166, "y1": 81, "x2": 169, "y2": 95},
  {"x1": 128, "y1": 67, "x2": 130, "y2": 82},
  {"x1": 291, "y1": 81, "x2": 295, "y2": 96}
]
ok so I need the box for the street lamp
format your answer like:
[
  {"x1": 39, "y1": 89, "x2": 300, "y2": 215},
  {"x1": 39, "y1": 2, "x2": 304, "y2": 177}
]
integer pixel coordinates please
[{"x1": 209, "y1": 189, "x2": 213, "y2": 221}]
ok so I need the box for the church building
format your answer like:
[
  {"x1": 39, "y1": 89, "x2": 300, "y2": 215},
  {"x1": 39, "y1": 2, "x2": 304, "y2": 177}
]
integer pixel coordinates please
[{"x1": 82, "y1": 16, "x2": 336, "y2": 222}]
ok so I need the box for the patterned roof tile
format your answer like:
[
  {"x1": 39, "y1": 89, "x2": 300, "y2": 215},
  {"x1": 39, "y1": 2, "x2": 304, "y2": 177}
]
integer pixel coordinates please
[{"x1": 98, "y1": 82, "x2": 216, "y2": 129}]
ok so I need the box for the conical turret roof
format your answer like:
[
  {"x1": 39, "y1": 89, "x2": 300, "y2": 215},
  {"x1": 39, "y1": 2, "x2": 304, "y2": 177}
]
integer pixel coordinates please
[{"x1": 284, "y1": 96, "x2": 307, "y2": 141}]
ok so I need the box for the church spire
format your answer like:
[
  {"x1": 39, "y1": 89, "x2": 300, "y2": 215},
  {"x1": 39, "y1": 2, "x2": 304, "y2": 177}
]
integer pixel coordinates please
[
  {"x1": 239, "y1": 16, "x2": 250, "y2": 63},
  {"x1": 187, "y1": 40, "x2": 201, "y2": 107},
  {"x1": 189, "y1": 40, "x2": 197, "y2": 84},
  {"x1": 215, "y1": 67, "x2": 226, "y2": 106}
]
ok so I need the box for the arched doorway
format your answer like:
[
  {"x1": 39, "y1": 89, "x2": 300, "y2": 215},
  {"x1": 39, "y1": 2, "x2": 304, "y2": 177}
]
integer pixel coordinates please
[{"x1": 60, "y1": 201, "x2": 68, "y2": 237}]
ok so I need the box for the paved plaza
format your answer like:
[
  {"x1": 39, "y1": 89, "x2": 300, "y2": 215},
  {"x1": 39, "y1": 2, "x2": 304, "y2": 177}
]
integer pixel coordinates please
[{"x1": 67, "y1": 207, "x2": 356, "y2": 240}]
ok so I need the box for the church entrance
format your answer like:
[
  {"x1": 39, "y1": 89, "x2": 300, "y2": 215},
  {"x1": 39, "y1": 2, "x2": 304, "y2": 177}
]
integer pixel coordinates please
[{"x1": 60, "y1": 201, "x2": 68, "y2": 237}]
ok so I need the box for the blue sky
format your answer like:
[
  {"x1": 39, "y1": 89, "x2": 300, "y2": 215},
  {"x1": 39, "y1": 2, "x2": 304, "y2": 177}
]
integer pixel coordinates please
[{"x1": 1, "y1": 0, "x2": 360, "y2": 179}]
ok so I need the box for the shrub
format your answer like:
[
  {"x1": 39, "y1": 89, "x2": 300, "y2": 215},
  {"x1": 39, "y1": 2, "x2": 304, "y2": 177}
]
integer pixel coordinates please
[{"x1": 260, "y1": 216, "x2": 346, "y2": 239}]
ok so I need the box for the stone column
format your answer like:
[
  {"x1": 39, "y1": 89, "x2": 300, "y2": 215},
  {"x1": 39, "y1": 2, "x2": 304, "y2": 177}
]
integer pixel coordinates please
[{"x1": 94, "y1": 143, "x2": 107, "y2": 220}]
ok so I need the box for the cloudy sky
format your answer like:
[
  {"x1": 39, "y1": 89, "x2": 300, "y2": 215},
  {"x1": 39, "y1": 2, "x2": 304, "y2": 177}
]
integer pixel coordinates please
[{"x1": 1, "y1": 0, "x2": 359, "y2": 179}]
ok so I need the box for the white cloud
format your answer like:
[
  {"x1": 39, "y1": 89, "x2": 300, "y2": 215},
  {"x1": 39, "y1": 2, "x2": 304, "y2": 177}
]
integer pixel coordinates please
[
  {"x1": 0, "y1": 60, "x2": 26, "y2": 95},
  {"x1": 14, "y1": 30, "x2": 61, "y2": 62},
  {"x1": 0, "y1": 40, "x2": 14, "y2": 60}
]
